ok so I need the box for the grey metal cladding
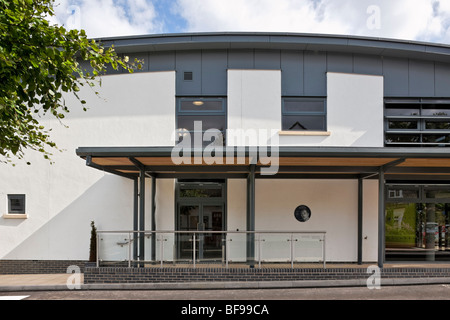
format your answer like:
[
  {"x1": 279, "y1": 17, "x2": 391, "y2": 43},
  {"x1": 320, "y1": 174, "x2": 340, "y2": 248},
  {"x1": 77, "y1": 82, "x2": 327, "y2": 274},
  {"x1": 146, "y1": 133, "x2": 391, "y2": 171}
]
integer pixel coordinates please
[
  {"x1": 149, "y1": 51, "x2": 175, "y2": 71},
  {"x1": 435, "y1": 62, "x2": 450, "y2": 96},
  {"x1": 383, "y1": 57, "x2": 409, "y2": 96},
  {"x1": 353, "y1": 54, "x2": 382, "y2": 75},
  {"x1": 254, "y1": 50, "x2": 281, "y2": 70},
  {"x1": 327, "y1": 52, "x2": 353, "y2": 73},
  {"x1": 409, "y1": 59, "x2": 434, "y2": 97},
  {"x1": 176, "y1": 50, "x2": 202, "y2": 95},
  {"x1": 92, "y1": 33, "x2": 450, "y2": 99},
  {"x1": 201, "y1": 50, "x2": 228, "y2": 96},
  {"x1": 281, "y1": 51, "x2": 304, "y2": 96},
  {"x1": 303, "y1": 51, "x2": 327, "y2": 96},
  {"x1": 228, "y1": 50, "x2": 254, "y2": 69}
]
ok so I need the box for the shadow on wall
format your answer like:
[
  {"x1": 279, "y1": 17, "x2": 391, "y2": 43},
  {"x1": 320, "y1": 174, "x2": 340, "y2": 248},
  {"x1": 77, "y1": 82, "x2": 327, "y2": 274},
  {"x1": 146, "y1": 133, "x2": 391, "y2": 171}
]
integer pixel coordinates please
[{"x1": 1, "y1": 175, "x2": 134, "y2": 260}]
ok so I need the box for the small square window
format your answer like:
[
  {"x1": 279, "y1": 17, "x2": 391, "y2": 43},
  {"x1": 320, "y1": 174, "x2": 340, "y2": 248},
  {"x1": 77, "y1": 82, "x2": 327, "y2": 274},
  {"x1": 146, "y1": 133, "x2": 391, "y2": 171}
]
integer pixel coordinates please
[
  {"x1": 8, "y1": 194, "x2": 25, "y2": 214},
  {"x1": 184, "y1": 71, "x2": 193, "y2": 81}
]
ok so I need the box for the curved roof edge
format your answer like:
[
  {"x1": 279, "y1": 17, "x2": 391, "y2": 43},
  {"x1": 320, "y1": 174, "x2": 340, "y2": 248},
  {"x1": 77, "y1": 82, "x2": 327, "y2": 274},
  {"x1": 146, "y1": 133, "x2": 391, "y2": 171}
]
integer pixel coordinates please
[{"x1": 95, "y1": 32, "x2": 450, "y2": 62}]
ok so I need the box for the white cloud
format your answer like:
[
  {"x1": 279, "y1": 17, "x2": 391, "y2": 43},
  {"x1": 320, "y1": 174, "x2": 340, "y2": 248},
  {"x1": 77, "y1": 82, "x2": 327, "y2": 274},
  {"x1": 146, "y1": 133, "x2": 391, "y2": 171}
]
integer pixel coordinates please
[
  {"x1": 50, "y1": 0, "x2": 161, "y2": 38},
  {"x1": 47, "y1": 0, "x2": 450, "y2": 44},
  {"x1": 175, "y1": 0, "x2": 450, "y2": 44}
]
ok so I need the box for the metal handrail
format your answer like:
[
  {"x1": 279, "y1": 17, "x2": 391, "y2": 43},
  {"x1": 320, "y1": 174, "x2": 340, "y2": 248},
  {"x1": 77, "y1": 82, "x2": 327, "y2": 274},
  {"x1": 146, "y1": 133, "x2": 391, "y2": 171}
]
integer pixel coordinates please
[{"x1": 96, "y1": 230, "x2": 326, "y2": 269}]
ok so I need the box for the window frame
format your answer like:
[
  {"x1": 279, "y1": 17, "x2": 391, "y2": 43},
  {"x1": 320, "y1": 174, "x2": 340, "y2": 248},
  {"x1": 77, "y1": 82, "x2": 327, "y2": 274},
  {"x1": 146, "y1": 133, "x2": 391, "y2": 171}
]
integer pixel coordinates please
[
  {"x1": 4, "y1": 194, "x2": 27, "y2": 219},
  {"x1": 384, "y1": 98, "x2": 450, "y2": 147},
  {"x1": 176, "y1": 97, "x2": 227, "y2": 147},
  {"x1": 281, "y1": 97, "x2": 327, "y2": 132}
]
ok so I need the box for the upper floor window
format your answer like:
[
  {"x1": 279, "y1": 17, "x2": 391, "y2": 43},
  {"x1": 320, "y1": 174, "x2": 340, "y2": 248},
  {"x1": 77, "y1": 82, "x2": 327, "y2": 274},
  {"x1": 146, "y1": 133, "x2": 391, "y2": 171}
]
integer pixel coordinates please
[
  {"x1": 282, "y1": 98, "x2": 326, "y2": 131},
  {"x1": 176, "y1": 98, "x2": 226, "y2": 147},
  {"x1": 384, "y1": 99, "x2": 450, "y2": 147}
]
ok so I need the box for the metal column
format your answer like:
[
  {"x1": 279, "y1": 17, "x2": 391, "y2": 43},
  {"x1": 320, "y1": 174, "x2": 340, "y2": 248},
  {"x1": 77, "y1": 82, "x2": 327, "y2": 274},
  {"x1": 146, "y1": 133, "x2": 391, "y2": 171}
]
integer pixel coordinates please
[
  {"x1": 357, "y1": 177, "x2": 363, "y2": 265},
  {"x1": 378, "y1": 168, "x2": 385, "y2": 268},
  {"x1": 133, "y1": 178, "x2": 139, "y2": 262},
  {"x1": 151, "y1": 175, "x2": 156, "y2": 261},
  {"x1": 139, "y1": 169, "x2": 145, "y2": 266},
  {"x1": 247, "y1": 165, "x2": 256, "y2": 266}
]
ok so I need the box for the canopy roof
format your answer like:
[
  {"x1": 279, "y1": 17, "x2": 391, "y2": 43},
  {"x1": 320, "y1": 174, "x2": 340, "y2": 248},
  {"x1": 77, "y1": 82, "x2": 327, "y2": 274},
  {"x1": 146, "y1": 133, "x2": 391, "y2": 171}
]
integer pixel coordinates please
[{"x1": 76, "y1": 146, "x2": 450, "y2": 181}]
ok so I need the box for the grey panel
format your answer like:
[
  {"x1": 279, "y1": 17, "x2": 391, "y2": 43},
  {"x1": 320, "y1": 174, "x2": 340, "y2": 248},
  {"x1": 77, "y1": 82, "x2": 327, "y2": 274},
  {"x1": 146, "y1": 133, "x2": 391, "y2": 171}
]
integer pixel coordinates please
[
  {"x1": 327, "y1": 52, "x2": 353, "y2": 73},
  {"x1": 149, "y1": 51, "x2": 175, "y2": 71},
  {"x1": 254, "y1": 50, "x2": 281, "y2": 69},
  {"x1": 435, "y1": 63, "x2": 450, "y2": 97},
  {"x1": 176, "y1": 50, "x2": 202, "y2": 95},
  {"x1": 409, "y1": 60, "x2": 435, "y2": 97},
  {"x1": 383, "y1": 57, "x2": 409, "y2": 97},
  {"x1": 228, "y1": 50, "x2": 254, "y2": 69},
  {"x1": 201, "y1": 50, "x2": 228, "y2": 95},
  {"x1": 281, "y1": 51, "x2": 303, "y2": 96},
  {"x1": 353, "y1": 54, "x2": 382, "y2": 75},
  {"x1": 304, "y1": 51, "x2": 326, "y2": 96}
]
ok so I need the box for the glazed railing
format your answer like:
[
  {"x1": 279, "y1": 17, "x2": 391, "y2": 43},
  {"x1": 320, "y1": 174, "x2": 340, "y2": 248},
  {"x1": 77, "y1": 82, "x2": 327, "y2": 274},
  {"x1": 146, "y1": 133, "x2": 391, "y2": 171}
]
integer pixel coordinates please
[{"x1": 95, "y1": 230, "x2": 326, "y2": 269}]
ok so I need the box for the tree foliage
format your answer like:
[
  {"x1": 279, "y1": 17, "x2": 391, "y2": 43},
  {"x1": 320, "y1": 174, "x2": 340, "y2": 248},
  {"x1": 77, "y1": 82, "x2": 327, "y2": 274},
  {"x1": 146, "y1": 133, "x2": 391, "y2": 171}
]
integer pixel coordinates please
[{"x1": 0, "y1": 0, "x2": 141, "y2": 164}]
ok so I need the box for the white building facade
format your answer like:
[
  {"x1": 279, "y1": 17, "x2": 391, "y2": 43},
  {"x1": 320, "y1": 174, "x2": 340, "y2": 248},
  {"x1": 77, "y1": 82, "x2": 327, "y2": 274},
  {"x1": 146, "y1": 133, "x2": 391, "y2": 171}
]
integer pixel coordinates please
[{"x1": 2, "y1": 33, "x2": 450, "y2": 274}]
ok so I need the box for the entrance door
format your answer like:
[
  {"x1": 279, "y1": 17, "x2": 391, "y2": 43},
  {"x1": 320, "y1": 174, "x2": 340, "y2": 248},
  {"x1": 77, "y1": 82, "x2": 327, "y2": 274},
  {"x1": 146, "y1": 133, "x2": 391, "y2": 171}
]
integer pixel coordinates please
[{"x1": 176, "y1": 181, "x2": 226, "y2": 261}]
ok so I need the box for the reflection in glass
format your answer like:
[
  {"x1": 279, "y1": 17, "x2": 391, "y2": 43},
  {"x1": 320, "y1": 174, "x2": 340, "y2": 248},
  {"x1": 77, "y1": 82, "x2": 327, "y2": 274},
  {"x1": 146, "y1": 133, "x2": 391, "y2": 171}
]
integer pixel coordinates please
[{"x1": 385, "y1": 202, "x2": 450, "y2": 261}]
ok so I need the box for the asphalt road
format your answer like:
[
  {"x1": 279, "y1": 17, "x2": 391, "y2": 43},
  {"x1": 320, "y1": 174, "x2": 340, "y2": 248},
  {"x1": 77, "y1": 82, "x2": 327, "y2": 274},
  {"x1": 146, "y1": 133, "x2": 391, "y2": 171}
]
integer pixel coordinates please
[{"x1": 2, "y1": 284, "x2": 450, "y2": 300}]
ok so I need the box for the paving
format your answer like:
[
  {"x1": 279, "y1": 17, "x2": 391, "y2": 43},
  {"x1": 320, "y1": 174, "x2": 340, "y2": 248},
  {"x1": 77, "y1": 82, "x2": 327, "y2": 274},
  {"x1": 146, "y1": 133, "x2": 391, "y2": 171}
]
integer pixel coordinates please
[{"x1": 1, "y1": 263, "x2": 450, "y2": 292}]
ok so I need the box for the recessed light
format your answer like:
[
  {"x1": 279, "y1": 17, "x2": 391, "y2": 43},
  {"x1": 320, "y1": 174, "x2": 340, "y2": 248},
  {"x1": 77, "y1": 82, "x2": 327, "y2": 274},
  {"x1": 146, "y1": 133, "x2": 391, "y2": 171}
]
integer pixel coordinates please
[{"x1": 193, "y1": 101, "x2": 204, "y2": 106}]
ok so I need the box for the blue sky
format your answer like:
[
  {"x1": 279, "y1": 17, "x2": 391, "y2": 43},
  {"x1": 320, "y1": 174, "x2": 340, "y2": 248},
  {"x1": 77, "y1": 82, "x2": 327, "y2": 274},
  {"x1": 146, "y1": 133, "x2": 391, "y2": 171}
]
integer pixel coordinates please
[{"x1": 49, "y1": 0, "x2": 450, "y2": 44}]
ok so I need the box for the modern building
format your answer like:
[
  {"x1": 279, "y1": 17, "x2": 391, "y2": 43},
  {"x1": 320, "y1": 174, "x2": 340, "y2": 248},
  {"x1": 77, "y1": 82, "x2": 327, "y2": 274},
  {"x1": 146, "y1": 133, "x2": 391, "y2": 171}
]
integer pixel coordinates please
[{"x1": 2, "y1": 32, "x2": 450, "y2": 277}]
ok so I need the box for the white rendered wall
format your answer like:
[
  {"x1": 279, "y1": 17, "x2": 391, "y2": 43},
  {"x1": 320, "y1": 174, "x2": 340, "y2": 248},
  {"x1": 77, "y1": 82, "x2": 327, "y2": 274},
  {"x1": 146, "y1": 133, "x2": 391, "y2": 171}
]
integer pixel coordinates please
[
  {"x1": 0, "y1": 71, "x2": 176, "y2": 260},
  {"x1": 227, "y1": 70, "x2": 281, "y2": 146},
  {"x1": 225, "y1": 179, "x2": 379, "y2": 263}
]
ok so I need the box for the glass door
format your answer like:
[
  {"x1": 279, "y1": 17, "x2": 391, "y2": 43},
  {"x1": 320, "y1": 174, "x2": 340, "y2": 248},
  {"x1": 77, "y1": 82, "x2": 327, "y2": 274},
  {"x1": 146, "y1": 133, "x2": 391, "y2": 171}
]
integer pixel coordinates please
[{"x1": 176, "y1": 181, "x2": 226, "y2": 262}]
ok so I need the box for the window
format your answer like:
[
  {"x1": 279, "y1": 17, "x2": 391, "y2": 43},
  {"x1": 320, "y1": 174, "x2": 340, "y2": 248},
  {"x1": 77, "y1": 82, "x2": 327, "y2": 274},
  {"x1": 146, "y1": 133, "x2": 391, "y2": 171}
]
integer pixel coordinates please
[
  {"x1": 385, "y1": 99, "x2": 450, "y2": 147},
  {"x1": 176, "y1": 98, "x2": 226, "y2": 147},
  {"x1": 8, "y1": 194, "x2": 25, "y2": 214},
  {"x1": 282, "y1": 98, "x2": 326, "y2": 131}
]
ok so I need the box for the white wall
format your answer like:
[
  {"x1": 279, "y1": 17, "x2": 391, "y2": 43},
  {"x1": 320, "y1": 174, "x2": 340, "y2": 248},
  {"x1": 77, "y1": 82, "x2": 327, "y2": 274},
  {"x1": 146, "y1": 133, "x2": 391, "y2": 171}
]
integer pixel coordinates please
[
  {"x1": 227, "y1": 69, "x2": 281, "y2": 146},
  {"x1": 225, "y1": 179, "x2": 379, "y2": 263},
  {"x1": 0, "y1": 71, "x2": 176, "y2": 260}
]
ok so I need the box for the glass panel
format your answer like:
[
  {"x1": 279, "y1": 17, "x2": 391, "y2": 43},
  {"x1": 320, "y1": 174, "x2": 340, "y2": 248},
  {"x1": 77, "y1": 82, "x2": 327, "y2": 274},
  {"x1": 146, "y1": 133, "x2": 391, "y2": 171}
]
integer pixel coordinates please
[
  {"x1": 422, "y1": 134, "x2": 450, "y2": 143},
  {"x1": 426, "y1": 120, "x2": 450, "y2": 130},
  {"x1": 282, "y1": 115, "x2": 325, "y2": 131},
  {"x1": 385, "y1": 104, "x2": 420, "y2": 116},
  {"x1": 385, "y1": 134, "x2": 420, "y2": 143},
  {"x1": 424, "y1": 189, "x2": 450, "y2": 200},
  {"x1": 388, "y1": 120, "x2": 418, "y2": 130},
  {"x1": 177, "y1": 115, "x2": 226, "y2": 132},
  {"x1": 421, "y1": 104, "x2": 450, "y2": 117},
  {"x1": 386, "y1": 202, "x2": 450, "y2": 262},
  {"x1": 387, "y1": 187, "x2": 419, "y2": 200},
  {"x1": 284, "y1": 99, "x2": 324, "y2": 113},
  {"x1": 180, "y1": 187, "x2": 222, "y2": 198},
  {"x1": 178, "y1": 205, "x2": 200, "y2": 260},
  {"x1": 180, "y1": 100, "x2": 223, "y2": 112},
  {"x1": 201, "y1": 206, "x2": 223, "y2": 260},
  {"x1": 8, "y1": 195, "x2": 25, "y2": 213}
]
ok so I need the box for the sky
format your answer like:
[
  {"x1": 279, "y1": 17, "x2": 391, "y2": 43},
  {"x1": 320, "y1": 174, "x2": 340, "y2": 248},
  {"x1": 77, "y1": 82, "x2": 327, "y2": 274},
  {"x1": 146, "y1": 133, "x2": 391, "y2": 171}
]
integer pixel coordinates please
[{"x1": 47, "y1": 0, "x2": 450, "y2": 45}]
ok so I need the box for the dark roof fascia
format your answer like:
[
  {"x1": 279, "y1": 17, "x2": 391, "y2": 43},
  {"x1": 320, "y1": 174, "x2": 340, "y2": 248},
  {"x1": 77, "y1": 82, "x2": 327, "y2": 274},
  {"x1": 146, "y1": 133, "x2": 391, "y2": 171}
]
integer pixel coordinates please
[
  {"x1": 92, "y1": 32, "x2": 450, "y2": 63},
  {"x1": 76, "y1": 146, "x2": 450, "y2": 159}
]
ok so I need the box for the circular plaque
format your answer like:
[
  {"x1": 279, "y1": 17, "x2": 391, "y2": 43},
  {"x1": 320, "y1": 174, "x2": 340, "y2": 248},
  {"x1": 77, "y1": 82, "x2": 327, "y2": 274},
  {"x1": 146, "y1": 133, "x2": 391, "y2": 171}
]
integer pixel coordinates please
[{"x1": 294, "y1": 205, "x2": 311, "y2": 222}]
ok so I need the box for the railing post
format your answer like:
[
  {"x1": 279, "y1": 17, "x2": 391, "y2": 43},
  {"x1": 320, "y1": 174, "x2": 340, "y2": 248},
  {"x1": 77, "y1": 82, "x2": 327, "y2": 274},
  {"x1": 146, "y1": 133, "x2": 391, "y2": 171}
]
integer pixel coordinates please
[
  {"x1": 96, "y1": 232, "x2": 99, "y2": 268},
  {"x1": 193, "y1": 233, "x2": 196, "y2": 269},
  {"x1": 159, "y1": 233, "x2": 164, "y2": 268},
  {"x1": 323, "y1": 233, "x2": 326, "y2": 269},
  {"x1": 128, "y1": 232, "x2": 131, "y2": 268},
  {"x1": 290, "y1": 234, "x2": 294, "y2": 269}
]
